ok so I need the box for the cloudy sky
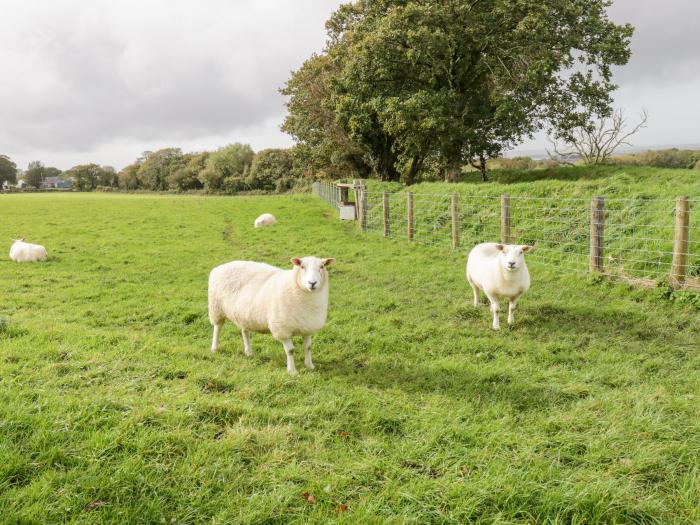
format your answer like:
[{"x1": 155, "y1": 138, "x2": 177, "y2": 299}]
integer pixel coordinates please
[{"x1": 1, "y1": 0, "x2": 698, "y2": 170}]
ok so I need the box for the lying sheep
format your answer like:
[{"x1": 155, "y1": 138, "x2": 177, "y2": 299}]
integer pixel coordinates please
[
  {"x1": 466, "y1": 243, "x2": 533, "y2": 330},
  {"x1": 208, "y1": 256, "x2": 335, "y2": 374},
  {"x1": 254, "y1": 213, "x2": 277, "y2": 228},
  {"x1": 9, "y1": 238, "x2": 48, "y2": 262}
]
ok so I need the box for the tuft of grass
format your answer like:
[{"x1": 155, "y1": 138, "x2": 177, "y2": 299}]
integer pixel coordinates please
[{"x1": 0, "y1": 191, "x2": 699, "y2": 524}]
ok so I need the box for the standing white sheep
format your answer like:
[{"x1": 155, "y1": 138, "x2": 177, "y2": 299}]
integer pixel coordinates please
[
  {"x1": 9, "y1": 238, "x2": 48, "y2": 262},
  {"x1": 254, "y1": 213, "x2": 277, "y2": 228},
  {"x1": 466, "y1": 243, "x2": 533, "y2": 330},
  {"x1": 208, "y1": 256, "x2": 335, "y2": 374}
]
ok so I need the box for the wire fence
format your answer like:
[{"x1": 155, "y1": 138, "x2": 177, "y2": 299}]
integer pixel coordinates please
[{"x1": 313, "y1": 181, "x2": 700, "y2": 291}]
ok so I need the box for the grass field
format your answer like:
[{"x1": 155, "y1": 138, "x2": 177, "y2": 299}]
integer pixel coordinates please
[
  {"x1": 1, "y1": 191, "x2": 700, "y2": 524},
  {"x1": 360, "y1": 166, "x2": 700, "y2": 289}
]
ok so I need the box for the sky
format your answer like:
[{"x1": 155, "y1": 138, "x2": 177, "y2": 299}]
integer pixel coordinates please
[{"x1": 1, "y1": 0, "x2": 698, "y2": 171}]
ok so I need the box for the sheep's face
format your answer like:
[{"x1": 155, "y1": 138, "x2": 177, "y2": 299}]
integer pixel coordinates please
[
  {"x1": 292, "y1": 256, "x2": 335, "y2": 292},
  {"x1": 496, "y1": 244, "x2": 533, "y2": 271}
]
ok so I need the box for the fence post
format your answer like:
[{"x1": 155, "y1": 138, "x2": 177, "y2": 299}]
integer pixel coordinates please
[
  {"x1": 359, "y1": 183, "x2": 367, "y2": 231},
  {"x1": 670, "y1": 196, "x2": 690, "y2": 289},
  {"x1": 382, "y1": 191, "x2": 390, "y2": 237},
  {"x1": 352, "y1": 179, "x2": 360, "y2": 221},
  {"x1": 501, "y1": 194, "x2": 511, "y2": 244},
  {"x1": 451, "y1": 193, "x2": 459, "y2": 249},
  {"x1": 407, "y1": 192, "x2": 414, "y2": 241},
  {"x1": 589, "y1": 196, "x2": 605, "y2": 273}
]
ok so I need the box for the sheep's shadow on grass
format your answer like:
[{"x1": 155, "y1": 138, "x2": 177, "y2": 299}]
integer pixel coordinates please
[
  {"x1": 519, "y1": 302, "x2": 657, "y2": 340},
  {"x1": 322, "y1": 357, "x2": 586, "y2": 412}
]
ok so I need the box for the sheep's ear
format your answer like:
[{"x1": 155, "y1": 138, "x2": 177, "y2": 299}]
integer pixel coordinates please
[
  {"x1": 291, "y1": 258, "x2": 302, "y2": 267},
  {"x1": 521, "y1": 245, "x2": 534, "y2": 253},
  {"x1": 322, "y1": 258, "x2": 335, "y2": 267},
  {"x1": 19, "y1": 238, "x2": 25, "y2": 242},
  {"x1": 495, "y1": 244, "x2": 505, "y2": 251}
]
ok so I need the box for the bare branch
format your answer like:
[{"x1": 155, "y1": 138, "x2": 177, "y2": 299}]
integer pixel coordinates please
[{"x1": 548, "y1": 108, "x2": 648, "y2": 166}]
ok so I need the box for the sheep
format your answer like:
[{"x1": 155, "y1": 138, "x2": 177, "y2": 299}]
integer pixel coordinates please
[
  {"x1": 254, "y1": 213, "x2": 277, "y2": 228},
  {"x1": 208, "y1": 256, "x2": 335, "y2": 374},
  {"x1": 466, "y1": 242, "x2": 533, "y2": 330},
  {"x1": 9, "y1": 238, "x2": 48, "y2": 262}
]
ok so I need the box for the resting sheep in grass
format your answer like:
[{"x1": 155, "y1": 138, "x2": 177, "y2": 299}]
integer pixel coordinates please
[
  {"x1": 9, "y1": 238, "x2": 48, "y2": 262},
  {"x1": 467, "y1": 243, "x2": 533, "y2": 330},
  {"x1": 254, "y1": 213, "x2": 277, "y2": 228},
  {"x1": 208, "y1": 256, "x2": 335, "y2": 374}
]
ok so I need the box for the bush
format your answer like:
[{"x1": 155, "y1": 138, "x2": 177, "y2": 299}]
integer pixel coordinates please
[{"x1": 247, "y1": 149, "x2": 294, "y2": 191}]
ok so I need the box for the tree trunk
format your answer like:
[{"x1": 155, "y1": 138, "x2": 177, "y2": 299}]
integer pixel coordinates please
[
  {"x1": 470, "y1": 154, "x2": 489, "y2": 182},
  {"x1": 405, "y1": 156, "x2": 423, "y2": 186}
]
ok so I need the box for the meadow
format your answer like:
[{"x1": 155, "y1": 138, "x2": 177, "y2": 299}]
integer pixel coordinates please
[{"x1": 1, "y1": 189, "x2": 700, "y2": 524}]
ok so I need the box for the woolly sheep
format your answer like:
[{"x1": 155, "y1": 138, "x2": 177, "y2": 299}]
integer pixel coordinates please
[
  {"x1": 254, "y1": 213, "x2": 277, "y2": 228},
  {"x1": 466, "y1": 242, "x2": 533, "y2": 330},
  {"x1": 208, "y1": 256, "x2": 335, "y2": 374},
  {"x1": 9, "y1": 238, "x2": 48, "y2": 262}
]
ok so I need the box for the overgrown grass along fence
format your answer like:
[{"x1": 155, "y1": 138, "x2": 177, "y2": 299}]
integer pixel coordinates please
[{"x1": 312, "y1": 180, "x2": 700, "y2": 291}]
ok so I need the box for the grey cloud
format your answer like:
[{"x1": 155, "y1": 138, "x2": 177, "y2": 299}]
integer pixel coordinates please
[
  {"x1": 0, "y1": 0, "x2": 343, "y2": 167},
  {"x1": 608, "y1": 0, "x2": 700, "y2": 85}
]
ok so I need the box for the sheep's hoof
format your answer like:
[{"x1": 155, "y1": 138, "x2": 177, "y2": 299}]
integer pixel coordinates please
[
  {"x1": 491, "y1": 325, "x2": 500, "y2": 331},
  {"x1": 287, "y1": 368, "x2": 299, "y2": 376},
  {"x1": 305, "y1": 361, "x2": 315, "y2": 370},
  {"x1": 210, "y1": 347, "x2": 218, "y2": 353}
]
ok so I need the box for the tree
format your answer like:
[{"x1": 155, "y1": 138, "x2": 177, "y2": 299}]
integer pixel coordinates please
[
  {"x1": 547, "y1": 109, "x2": 648, "y2": 165},
  {"x1": 137, "y1": 148, "x2": 184, "y2": 190},
  {"x1": 247, "y1": 149, "x2": 294, "y2": 191},
  {"x1": 199, "y1": 143, "x2": 254, "y2": 192},
  {"x1": 24, "y1": 161, "x2": 46, "y2": 188},
  {"x1": 97, "y1": 166, "x2": 118, "y2": 187},
  {"x1": 118, "y1": 163, "x2": 141, "y2": 190},
  {"x1": 288, "y1": 0, "x2": 633, "y2": 183},
  {"x1": 0, "y1": 155, "x2": 17, "y2": 186},
  {"x1": 167, "y1": 152, "x2": 208, "y2": 191},
  {"x1": 281, "y1": 54, "x2": 374, "y2": 180},
  {"x1": 65, "y1": 164, "x2": 101, "y2": 191}
]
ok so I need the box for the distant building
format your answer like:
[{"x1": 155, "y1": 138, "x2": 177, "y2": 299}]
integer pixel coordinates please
[
  {"x1": 43, "y1": 176, "x2": 61, "y2": 188},
  {"x1": 56, "y1": 179, "x2": 72, "y2": 189},
  {"x1": 16, "y1": 179, "x2": 28, "y2": 189}
]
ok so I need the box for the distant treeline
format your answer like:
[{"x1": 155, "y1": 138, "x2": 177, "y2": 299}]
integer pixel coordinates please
[
  {"x1": 3, "y1": 147, "x2": 700, "y2": 195},
  {"x1": 1, "y1": 145, "x2": 309, "y2": 194}
]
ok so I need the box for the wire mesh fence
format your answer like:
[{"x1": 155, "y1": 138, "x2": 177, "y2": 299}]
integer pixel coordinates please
[{"x1": 312, "y1": 181, "x2": 700, "y2": 290}]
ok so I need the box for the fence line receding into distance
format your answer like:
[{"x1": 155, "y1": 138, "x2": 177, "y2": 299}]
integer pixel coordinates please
[{"x1": 312, "y1": 180, "x2": 700, "y2": 291}]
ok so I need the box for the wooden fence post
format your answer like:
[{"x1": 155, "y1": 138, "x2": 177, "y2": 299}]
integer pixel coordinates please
[
  {"x1": 670, "y1": 196, "x2": 690, "y2": 289},
  {"x1": 589, "y1": 196, "x2": 605, "y2": 273},
  {"x1": 383, "y1": 191, "x2": 390, "y2": 237},
  {"x1": 501, "y1": 194, "x2": 511, "y2": 244},
  {"x1": 451, "y1": 193, "x2": 459, "y2": 249},
  {"x1": 407, "y1": 192, "x2": 414, "y2": 241},
  {"x1": 352, "y1": 179, "x2": 360, "y2": 221}
]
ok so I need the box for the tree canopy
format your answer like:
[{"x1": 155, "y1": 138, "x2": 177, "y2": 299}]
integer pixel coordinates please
[
  {"x1": 0, "y1": 155, "x2": 17, "y2": 186},
  {"x1": 283, "y1": 0, "x2": 633, "y2": 183}
]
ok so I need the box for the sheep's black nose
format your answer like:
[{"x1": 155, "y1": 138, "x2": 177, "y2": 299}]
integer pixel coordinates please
[
  {"x1": 309, "y1": 280, "x2": 317, "y2": 288},
  {"x1": 508, "y1": 262, "x2": 515, "y2": 268}
]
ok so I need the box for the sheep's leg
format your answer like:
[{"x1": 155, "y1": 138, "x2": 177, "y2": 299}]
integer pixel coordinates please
[
  {"x1": 468, "y1": 278, "x2": 480, "y2": 306},
  {"x1": 211, "y1": 323, "x2": 223, "y2": 352},
  {"x1": 303, "y1": 335, "x2": 314, "y2": 370},
  {"x1": 508, "y1": 295, "x2": 521, "y2": 326},
  {"x1": 242, "y1": 329, "x2": 252, "y2": 356},
  {"x1": 485, "y1": 294, "x2": 501, "y2": 330},
  {"x1": 282, "y1": 339, "x2": 298, "y2": 375}
]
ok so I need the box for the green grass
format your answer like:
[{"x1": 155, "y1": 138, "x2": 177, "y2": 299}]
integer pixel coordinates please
[
  {"x1": 1, "y1": 191, "x2": 700, "y2": 524},
  {"x1": 361, "y1": 166, "x2": 700, "y2": 286}
]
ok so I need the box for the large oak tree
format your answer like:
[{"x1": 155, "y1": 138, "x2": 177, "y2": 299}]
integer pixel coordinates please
[{"x1": 283, "y1": 0, "x2": 633, "y2": 183}]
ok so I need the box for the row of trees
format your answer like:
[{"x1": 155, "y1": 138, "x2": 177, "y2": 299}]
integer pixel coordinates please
[
  {"x1": 115, "y1": 145, "x2": 296, "y2": 193},
  {"x1": 281, "y1": 0, "x2": 634, "y2": 183},
  {"x1": 1, "y1": 145, "x2": 300, "y2": 194}
]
